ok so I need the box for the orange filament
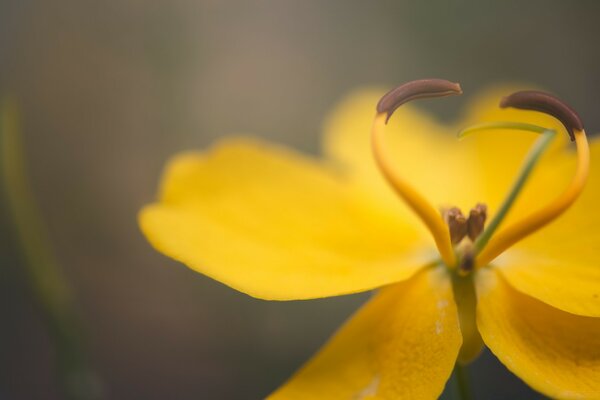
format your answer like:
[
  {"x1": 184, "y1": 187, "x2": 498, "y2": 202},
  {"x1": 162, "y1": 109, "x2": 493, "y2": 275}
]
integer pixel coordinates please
[
  {"x1": 371, "y1": 113, "x2": 456, "y2": 267},
  {"x1": 477, "y1": 129, "x2": 589, "y2": 266}
]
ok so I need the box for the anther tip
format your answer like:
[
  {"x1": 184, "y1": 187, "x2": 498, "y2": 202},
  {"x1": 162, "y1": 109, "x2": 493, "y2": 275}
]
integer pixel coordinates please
[
  {"x1": 377, "y1": 79, "x2": 462, "y2": 123},
  {"x1": 499, "y1": 90, "x2": 583, "y2": 141}
]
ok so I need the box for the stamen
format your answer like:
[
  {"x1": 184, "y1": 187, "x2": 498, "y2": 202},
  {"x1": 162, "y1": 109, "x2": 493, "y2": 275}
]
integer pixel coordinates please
[
  {"x1": 373, "y1": 79, "x2": 462, "y2": 267},
  {"x1": 458, "y1": 122, "x2": 557, "y2": 254},
  {"x1": 467, "y1": 203, "x2": 487, "y2": 241},
  {"x1": 444, "y1": 207, "x2": 468, "y2": 244},
  {"x1": 477, "y1": 91, "x2": 589, "y2": 266}
]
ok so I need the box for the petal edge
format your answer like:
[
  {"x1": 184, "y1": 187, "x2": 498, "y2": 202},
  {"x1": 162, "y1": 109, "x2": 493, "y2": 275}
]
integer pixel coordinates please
[
  {"x1": 476, "y1": 268, "x2": 600, "y2": 399},
  {"x1": 270, "y1": 266, "x2": 462, "y2": 399},
  {"x1": 140, "y1": 137, "x2": 429, "y2": 300}
]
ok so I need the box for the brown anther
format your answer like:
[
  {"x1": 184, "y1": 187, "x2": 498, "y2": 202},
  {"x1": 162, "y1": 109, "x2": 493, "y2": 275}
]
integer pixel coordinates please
[
  {"x1": 444, "y1": 207, "x2": 468, "y2": 245},
  {"x1": 467, "y1": 203, "x2": 487, "y2": 241},
  {"x1": 500, "y1": 90, "x2": 584, "y2": 141},
  {"x1": 377, "y1": 79, "x2": 462, "y2": 123}
]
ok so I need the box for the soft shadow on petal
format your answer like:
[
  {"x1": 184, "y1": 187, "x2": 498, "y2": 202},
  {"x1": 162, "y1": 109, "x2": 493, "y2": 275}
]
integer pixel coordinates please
[
  {"x1": 269, "y1": 266, "x2": 461, "y2": 400},
  {"x1": 139, "y1": 137, "x2": 431, "y2": 300},
  {"x1": 495, "y1": 139, "x2": 600, "y2": 317},
  {"x1": 476, "y1": 268, "x2": 600, "y2": 400}
]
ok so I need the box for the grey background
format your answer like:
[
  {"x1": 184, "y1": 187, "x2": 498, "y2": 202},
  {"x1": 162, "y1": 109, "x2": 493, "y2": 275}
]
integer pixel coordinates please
[{"x1": 1, "y1": 1, "x2": 598, "y2": 399}]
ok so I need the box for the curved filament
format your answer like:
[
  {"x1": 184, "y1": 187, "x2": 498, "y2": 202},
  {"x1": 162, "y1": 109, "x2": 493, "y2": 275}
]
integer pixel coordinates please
[
  {"x1": 476, "y1": 90, "x2": 588, "y2": 266},
  {"x1": 372, "y1": 79, "x2": 464, "y2": 267},
  {"x1": 372, "y1": 114, "x2": 456, "y2": 265},
  {"x1": 457, "y1": 122, "x2": 557, "y2": 254},
  {"x1": 477, "y1": 128, "x2": 589, "y2": 266}
]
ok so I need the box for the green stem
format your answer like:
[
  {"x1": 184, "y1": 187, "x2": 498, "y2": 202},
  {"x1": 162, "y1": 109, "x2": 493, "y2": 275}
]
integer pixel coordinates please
[
  {"x1": 458, "y1": 122, "x2": 556, "y2": 253},
  {"x1": 454, "y1": 363, "x2": 473, "y2": 400},
  {"x1": 0, "y1": 99, "x2": 101, "y2": 400}
]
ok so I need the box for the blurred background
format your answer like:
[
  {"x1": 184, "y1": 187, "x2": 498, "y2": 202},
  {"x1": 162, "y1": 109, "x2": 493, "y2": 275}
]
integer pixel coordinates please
[{"x1": 0, "y1": 1, "x2": 598, "y2": 399}]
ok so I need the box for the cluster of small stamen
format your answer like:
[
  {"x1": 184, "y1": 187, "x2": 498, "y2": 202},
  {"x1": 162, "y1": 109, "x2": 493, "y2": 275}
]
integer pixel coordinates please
[
  {"x1": 443, "y1": 204, "x2": 487, "y2": 276},
  {"x1": 444, "y1": 204, "x2": 487, "y2": 245}
]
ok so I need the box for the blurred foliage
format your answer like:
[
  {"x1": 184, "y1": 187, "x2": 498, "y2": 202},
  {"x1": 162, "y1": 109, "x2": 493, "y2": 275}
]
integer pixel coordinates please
[{"x1": 1, "y1": 101, "x2": 101, "y2": 399}]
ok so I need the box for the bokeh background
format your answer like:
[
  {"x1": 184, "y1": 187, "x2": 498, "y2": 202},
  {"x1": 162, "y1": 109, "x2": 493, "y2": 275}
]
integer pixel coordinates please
[{"x1": 1, "y1": 1, "x2": 599, "y2": 399}]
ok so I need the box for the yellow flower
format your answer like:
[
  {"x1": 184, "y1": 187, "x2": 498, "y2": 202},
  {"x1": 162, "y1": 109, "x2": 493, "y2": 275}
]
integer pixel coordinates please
[{"x1": 139, "y1": 79, "x2": 600, "y2": 399}]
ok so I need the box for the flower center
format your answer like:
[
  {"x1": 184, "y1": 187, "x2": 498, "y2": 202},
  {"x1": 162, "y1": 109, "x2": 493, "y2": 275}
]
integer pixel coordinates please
[
  {"x1": 443, "y1": 204, "x2": 487, "y2": 276},
  {"x1": 444, "y1": 204, "x2": 488, "y2": 245},
  {"x1": 372, "y1": 81, "x2": 589, "y2": 367},
  {"x1": 372, "y1": 79, "x2": 589, "y2": 270}
]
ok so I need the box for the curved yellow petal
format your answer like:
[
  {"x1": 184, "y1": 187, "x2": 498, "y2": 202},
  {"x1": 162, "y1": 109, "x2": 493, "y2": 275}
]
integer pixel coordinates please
[
  {"x1": 476, "y1": 268, "x2": 600, "y2": 400},
  {"x1": 494, "y1": 139, "x2": 600, "y2": 317},
  {"x1": 269, "y1": 266, "x2": 461, "y2": 400},
  {"x1": 322, "y1": 86, "x2": 571, "y2": 230},
  {"x1": 139, "y1": 137, "x2": 430, "y2": 300}
]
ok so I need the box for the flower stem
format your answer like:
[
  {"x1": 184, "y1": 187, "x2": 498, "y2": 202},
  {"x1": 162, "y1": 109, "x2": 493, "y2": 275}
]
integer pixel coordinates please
[
  {"x1": 454, "y1": 363, "x2": 473, "y2": 400},
  {"x1": 0, "y1": 99, "x2": 101, "y2": 400}
]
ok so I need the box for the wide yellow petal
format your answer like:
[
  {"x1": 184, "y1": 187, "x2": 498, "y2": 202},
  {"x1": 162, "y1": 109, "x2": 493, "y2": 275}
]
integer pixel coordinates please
[
  {"x1": 139, "y1": 137, "x2": 431, "y2": 300},
  {"x1": 269, "y1": 266, "x2": 461, "y2": 400},
  {"x1": 494, "y1": 139, "x2": 600, "y2": 316},
  {"x1": 323, "y1": 86, "x2": 574, "y2": 229},
  {"x1": 476, "y1": 268, "x2": 600, "y2": 400}
]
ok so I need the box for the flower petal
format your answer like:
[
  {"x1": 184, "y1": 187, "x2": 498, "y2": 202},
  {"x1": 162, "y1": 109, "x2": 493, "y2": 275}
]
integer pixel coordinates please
[
  {"x1": 269, "y1": 266, "x2": 461, "y2": 400},
  {"x1": 495, "y1": 139, "x2": 600, "y2": 317},
  {"x1": 139, "y1": 137, "x2": 430, "y2": 300},
  {"x1": 476, "y1": 268, "x2": 600, "y2": 399}
]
